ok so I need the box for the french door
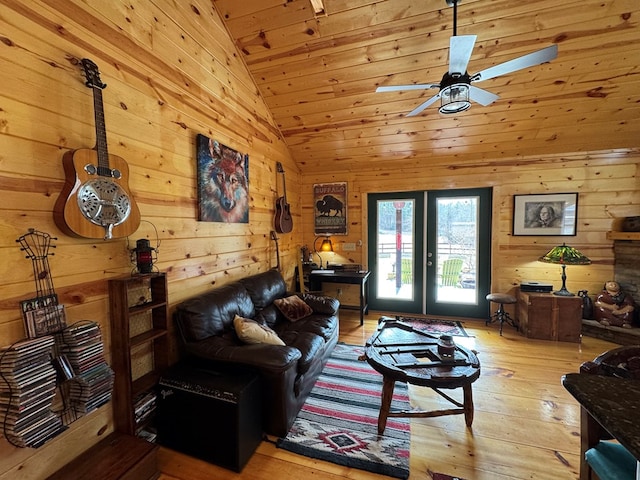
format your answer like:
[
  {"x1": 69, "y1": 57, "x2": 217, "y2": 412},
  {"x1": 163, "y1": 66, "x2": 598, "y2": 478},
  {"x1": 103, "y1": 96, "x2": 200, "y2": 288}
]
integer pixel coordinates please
[{"x1": 367, "y1": 188, "x2": 492, "y2": 318}]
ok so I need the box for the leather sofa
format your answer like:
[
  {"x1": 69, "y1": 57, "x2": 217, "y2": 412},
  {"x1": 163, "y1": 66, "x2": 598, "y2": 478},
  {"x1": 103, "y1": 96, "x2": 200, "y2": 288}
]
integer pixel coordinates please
[{"x1": 174, "y1": 269, "x2": 339, "y2": 437}]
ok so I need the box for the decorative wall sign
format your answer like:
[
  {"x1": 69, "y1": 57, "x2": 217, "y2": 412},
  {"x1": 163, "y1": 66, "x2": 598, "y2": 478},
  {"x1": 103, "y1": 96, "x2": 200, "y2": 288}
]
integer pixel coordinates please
[
  {"x1": 314, "y1": 182, "x2": 347, "y2": 235},
  {"x1": 196, "y1": 134, "x2": 249, "y2": 223},
  {"x1": 513, "y1": 193, "x2": 578, "y2": 236}
]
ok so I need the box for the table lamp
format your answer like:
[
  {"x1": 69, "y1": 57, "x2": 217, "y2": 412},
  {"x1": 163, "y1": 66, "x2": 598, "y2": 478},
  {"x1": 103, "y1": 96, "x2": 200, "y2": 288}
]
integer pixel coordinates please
[
  {"x1": 314, "y1": 235, "x2": 333, "y2": 269},
  {"x1": 538, "y1": 243, "x2": 591, "y2": 296}
]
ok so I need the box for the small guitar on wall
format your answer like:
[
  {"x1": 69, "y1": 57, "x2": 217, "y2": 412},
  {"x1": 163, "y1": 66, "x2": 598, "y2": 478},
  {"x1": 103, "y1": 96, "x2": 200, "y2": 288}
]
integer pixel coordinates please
[
  {"x1": 54, "y1": 58, "x2": 140, "y2": 240},
  {"x1": 274, "y1": 162, "x2": 293, "y2": 233}
]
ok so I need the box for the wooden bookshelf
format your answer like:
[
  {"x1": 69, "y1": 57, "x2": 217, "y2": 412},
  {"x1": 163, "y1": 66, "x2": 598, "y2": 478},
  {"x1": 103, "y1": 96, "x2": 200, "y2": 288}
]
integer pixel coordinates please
[{"x1": 109, "y1": 273, "x2": 168, "y2": 438}]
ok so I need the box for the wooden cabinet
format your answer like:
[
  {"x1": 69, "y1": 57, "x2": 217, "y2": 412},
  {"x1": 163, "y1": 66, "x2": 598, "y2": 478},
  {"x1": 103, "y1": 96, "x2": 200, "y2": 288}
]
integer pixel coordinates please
[
  {"x1": 109, "y1": 273, "x2": 169, "y2": 437},
  {"x1": 517, "y1": 290, "x2": 582, "y2": 342}
]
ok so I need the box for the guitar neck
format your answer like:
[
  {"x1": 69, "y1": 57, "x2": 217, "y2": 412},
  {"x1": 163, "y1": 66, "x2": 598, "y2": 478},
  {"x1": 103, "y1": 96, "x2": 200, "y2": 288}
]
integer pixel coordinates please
[
  {"x1": 270, "y1": 231, "x2": 281, "y2": 271},
  {"x1": 277, "y1": 162, "x2": 288, "y2": 202},
  {"x1": 281, "y1": 174, "x2": 288, "y2": 202},
  {"x1": 92, "y1": 87, "x2": 111, "y2": 176}
]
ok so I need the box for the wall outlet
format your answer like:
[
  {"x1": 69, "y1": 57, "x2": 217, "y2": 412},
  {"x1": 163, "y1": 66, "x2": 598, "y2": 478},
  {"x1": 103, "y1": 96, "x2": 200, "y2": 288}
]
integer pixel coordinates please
[{"x1": 342, "y1": 242, "x2": 356, "y2": 251}]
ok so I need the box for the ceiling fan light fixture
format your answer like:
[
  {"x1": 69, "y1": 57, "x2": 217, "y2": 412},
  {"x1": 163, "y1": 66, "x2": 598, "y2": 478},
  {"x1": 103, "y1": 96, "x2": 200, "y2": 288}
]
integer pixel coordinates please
[{"x1": 439, "y1": 83, "x2": 471, "y2": 114}]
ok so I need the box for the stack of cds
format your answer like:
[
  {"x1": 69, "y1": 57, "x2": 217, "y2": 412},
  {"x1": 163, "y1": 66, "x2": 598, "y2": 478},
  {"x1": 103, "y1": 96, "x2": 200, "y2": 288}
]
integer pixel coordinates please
[
  {"x1": 59, "y1": 322, "x2": 114, "y2": 414},
  {"x1": 134, "y1": 390, "x2": 157, "y2": 440},
  {"x1": 0, "y1": 336, "x2": 63, "y2": 447}
]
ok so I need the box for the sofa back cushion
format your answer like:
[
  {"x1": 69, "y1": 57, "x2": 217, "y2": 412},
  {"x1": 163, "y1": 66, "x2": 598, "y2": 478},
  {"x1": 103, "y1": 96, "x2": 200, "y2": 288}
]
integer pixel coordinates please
[
  {"x1": 175, "y1": 282, "x2": 255, "y2": 342},
  {"x1": 238, "y1": 269, "x2": 287, "y2": 309}
]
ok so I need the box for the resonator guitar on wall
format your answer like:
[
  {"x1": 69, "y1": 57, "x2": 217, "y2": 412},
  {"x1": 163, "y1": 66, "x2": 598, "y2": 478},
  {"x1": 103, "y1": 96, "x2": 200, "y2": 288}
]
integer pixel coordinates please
[{"x1": 54, "y1": 58, "x2": 140, "y2": 240}]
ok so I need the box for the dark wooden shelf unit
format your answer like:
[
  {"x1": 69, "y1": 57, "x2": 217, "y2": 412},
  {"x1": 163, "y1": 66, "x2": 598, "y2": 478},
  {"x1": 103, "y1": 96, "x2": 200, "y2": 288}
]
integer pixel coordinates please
[{"x1": 109, "y1": 273, "x2": 169, "y2": 437}]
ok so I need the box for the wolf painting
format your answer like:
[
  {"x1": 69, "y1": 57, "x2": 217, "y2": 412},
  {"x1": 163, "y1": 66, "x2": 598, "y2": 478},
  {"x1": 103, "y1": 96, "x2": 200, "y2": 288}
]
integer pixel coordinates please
[{"x1": 196, "y1": 134, "x2": 249, "y2": 223}]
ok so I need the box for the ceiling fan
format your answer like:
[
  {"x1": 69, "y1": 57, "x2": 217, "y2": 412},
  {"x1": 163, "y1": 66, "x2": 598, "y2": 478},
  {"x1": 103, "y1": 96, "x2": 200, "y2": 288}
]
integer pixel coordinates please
[{"x1": 376, "y1": 0, "x2": 558, "y2": 116}]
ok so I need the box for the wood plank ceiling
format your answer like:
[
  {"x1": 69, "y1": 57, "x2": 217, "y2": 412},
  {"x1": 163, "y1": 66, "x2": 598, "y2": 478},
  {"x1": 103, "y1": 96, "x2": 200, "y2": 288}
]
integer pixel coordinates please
[{"x1": 213, "y1": 0, "x2": 640, "y2": 173}]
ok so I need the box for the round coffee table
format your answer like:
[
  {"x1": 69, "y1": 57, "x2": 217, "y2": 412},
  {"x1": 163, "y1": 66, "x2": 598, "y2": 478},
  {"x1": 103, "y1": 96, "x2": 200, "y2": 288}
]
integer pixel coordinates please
[{"x1": 365, "y1": 318, "x2": 481, "y2": 435}]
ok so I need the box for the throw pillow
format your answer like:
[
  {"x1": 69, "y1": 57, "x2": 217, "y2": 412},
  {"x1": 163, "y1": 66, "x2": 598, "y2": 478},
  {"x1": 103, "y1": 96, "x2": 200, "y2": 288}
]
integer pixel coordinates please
[
  {"x1": 233, "y1": 315, "x2": 285, "y2": 346},
  {"x1": 274, "y1": 295, "x2": 314, "y2": 322}
]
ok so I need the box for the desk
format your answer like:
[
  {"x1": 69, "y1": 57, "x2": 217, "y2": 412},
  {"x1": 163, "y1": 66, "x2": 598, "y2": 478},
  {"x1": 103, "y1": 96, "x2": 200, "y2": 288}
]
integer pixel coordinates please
[
  {"x1": 562, "y1": 373, "x2": 640, "y2": 479},
  {"x1": 308, "y1": 270, "x2": 370, "y2": 325}
]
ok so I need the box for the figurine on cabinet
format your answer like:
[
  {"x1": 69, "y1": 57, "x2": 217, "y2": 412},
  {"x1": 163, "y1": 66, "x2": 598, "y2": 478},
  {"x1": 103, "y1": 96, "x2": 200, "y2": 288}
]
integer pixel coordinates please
[{"x1": 594, "y1": 281, "x2": 636, "y2": 328}]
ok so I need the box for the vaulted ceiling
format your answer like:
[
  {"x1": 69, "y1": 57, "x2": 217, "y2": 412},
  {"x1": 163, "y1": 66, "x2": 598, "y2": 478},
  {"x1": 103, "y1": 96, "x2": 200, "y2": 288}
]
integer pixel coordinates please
[{"x1": 213, "y1": 0, "x2": 640, "y2": 172}]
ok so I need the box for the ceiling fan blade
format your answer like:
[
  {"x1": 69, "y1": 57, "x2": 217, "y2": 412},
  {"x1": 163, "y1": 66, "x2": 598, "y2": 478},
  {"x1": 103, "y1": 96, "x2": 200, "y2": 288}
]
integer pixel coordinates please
[
  {"x1": 469, "y1": 85, "x2": 499, "y2": 106},
  {"x1": 407, "y1": 94, "x2": 440, "y2": 116},
  {"x1": 472, "y1": 44, "x2": 558, "y2": 82},
  {"x1": 376, "y1": 84, "x2": 439, "y2": 92},
  {"x1": 449, "y1": 35, "x2": 477, "y2": 75}
]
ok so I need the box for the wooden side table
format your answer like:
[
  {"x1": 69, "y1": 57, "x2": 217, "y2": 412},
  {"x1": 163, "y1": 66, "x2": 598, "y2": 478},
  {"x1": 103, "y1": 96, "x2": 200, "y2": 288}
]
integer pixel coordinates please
[{"x1": 517, "y1": 290, "x2": 583, "y2": 342}]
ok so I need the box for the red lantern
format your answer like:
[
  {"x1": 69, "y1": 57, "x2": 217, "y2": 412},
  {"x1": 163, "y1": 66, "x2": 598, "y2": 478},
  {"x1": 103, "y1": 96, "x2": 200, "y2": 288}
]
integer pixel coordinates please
[{"x1": 132, "y1": 238, "x2": 155, "y2": 274}]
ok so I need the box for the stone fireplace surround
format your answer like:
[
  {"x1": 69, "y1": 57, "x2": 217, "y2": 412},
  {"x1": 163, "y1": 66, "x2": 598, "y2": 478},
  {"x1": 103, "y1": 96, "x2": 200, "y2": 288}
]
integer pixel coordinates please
[{"x1": 582, "y1": 234, "x2": 640, "y2": 345}]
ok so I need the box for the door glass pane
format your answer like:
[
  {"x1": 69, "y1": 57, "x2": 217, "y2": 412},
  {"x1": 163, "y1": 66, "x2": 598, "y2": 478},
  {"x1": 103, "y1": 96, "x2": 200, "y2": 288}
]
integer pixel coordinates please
[
  {"x1": 435, "y1": 196, "x2": 478, "y2": 305},
  {"x1": 376, "y1": 199, "x2": 415, "y2": 301}
]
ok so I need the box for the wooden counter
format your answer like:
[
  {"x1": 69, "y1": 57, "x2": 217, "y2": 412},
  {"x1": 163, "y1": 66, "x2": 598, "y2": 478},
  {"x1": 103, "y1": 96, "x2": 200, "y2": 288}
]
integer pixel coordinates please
[{"x1": 562, "y1": 373, "x2": 640, "y2": 478}]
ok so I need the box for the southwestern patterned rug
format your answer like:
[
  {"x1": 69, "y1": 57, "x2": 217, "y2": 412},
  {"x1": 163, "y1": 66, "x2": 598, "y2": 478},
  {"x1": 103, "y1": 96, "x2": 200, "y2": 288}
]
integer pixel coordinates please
[
  {"x1": 277, "y1": 343, "x2": 411, "y2": 479},
  {"x1": 392, "y1": 316, "x2": 469, "y2": 337}
]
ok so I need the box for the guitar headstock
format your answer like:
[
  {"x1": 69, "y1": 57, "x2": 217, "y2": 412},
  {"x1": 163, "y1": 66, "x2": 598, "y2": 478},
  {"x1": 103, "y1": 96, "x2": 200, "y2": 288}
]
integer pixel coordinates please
[
  {"x1": 276, "y1": 162, "x2": 284, "y2": 173},
  {"x1": 80, "y1": 58, "x2": 107, "y2": 90},
  {"x1": 17, "y1": 229, "x2": 56, "y2": 261}
]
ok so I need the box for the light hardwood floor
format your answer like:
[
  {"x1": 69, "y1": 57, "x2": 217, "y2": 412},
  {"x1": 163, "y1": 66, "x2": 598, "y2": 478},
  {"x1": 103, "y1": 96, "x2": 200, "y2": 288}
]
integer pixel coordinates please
[{"x1": 157, "y1": 311, "x2": 617, "y2": 480}]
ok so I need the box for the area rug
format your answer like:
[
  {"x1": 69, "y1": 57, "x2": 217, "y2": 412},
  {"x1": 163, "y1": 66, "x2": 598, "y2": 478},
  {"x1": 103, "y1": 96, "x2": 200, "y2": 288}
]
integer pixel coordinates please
[
  {"x1": 277, "y1": 343, "x2": 411, "y2": 479},
  {"x1": 394, "y1": 316, "x2": 469, "y2": 337}
]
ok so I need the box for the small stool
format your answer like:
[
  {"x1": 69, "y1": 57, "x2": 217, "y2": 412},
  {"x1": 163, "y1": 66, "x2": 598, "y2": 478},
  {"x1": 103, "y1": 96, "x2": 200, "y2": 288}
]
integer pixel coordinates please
[{"x1": 486, "y1": 293, "x2": 518, "y2": 335}]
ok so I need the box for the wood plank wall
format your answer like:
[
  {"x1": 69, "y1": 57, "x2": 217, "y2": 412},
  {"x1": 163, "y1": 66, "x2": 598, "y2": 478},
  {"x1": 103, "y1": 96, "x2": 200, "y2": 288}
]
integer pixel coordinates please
[
  {"x1": 301, "y1": 151, "x2": 640, "y2": 303},
  {"x1": 0, "y1": 1, "x2": 302, "y2": 477},
  {"x1": 0, "y1": 1, "x2": 638, "y2": 478}
]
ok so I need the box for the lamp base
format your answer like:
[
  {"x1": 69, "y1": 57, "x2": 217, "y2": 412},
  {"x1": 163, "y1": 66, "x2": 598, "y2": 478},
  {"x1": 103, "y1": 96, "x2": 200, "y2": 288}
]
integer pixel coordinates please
[
  {"x1": 553, "y1": 287, "x2": 575, "y2": 297},
  {"x1": 553, "y1": 265, "x2": 575, "y2": 296}
]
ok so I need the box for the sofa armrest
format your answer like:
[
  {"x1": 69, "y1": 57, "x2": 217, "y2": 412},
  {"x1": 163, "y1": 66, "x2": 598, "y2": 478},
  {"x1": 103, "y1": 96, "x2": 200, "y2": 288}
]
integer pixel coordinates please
[
  {"x1": 185, "y1": 336, "x2": 302, "y2": 374},
  {"x1": 301, "y1": 293, "x2": 340, "y2": 315}
]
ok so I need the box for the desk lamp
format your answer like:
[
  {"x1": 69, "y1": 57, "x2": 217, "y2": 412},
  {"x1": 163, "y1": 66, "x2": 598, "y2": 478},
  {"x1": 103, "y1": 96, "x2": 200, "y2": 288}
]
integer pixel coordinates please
[
  {"x1": 314, "y1": 235, "x2": 333, "y2": 269},
  {"x1": 538, "y1": 243, "x2": 591, "y2": 296}
]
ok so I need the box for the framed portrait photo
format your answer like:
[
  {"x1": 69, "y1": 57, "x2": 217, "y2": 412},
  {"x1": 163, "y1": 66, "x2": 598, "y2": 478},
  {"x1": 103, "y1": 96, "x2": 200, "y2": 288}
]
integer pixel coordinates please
[{"x1": 513, "y1": 193, "x2": 578, "y2": 236}]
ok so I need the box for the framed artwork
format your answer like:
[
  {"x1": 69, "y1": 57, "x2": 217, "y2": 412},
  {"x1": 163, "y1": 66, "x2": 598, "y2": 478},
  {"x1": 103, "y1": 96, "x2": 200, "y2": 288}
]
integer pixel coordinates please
[
  {"x1": 314, "y1": 182, "x2": 347, "y2": 235},
  {"x1": 513, "y1": 193, "x2": 578, "y2": 236},
  {"x1": 196, "y1": 133, "x2": 249, "y2": 223}
]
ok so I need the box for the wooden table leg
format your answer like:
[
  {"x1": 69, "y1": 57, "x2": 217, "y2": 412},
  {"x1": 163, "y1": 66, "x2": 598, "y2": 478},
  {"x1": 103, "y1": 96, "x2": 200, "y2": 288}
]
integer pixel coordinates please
[
  {"x1": 359, "y1": 280, "x2": 364, "y2": 325},
  {"x1": 378, "y1": 376, "x2": 395, "y2": 435},
  {"x1": 580, "y1": 405, "x2": 606, "y2": 480},
  {"x1": 463, "y1": 383, "x2": 474, "y2": 427}
]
